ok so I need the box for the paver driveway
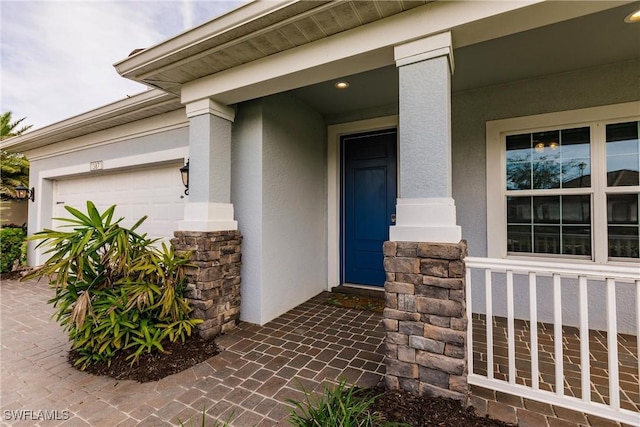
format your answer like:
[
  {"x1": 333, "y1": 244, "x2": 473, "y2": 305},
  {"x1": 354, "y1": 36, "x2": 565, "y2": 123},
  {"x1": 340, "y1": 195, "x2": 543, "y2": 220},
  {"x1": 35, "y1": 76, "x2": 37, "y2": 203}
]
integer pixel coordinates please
[{"x1": 0, "y1": 279, "x2": 385, "y2": 426}]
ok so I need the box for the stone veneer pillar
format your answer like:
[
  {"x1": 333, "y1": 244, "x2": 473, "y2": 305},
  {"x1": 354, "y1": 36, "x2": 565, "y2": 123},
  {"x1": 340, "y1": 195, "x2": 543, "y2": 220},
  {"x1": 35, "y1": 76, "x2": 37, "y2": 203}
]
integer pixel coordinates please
[
  {"x1": 172, "y1": 230, "x2": 242, "y2": 339},
  {"x1": 383, "y1": 240, "x2": 468, "y2": 403}
]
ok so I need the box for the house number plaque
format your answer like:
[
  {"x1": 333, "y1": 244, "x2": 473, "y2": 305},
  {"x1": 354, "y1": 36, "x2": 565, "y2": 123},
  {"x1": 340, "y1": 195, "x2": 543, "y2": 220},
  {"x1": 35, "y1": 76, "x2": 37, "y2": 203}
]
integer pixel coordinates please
[{"x1": 90, "y1": 161, "x2": 103, "y2": 171}]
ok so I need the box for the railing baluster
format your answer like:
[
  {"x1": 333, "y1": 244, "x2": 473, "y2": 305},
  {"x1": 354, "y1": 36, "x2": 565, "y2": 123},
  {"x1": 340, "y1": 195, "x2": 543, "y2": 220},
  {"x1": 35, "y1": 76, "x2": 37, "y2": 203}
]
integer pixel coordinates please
[
  {"x1": 466, "y1": 267, "x2": 473, "y2": 376},
  {"x1": 579, "y1": 276, "x2": 590, "y2": 403},
  {"x1": 507, "y1": 270, "x2": 515, "y2": 385},
  {"x1": 464, "y1": 258, "x2": 640, "y2": 426},
  {"x1": 553, "y1": 274, "x2": 564, "y2": 397},
  {"x1": 486, "y1": 269, "x2": 494, "y2": 380},
  {"x1": 636, "y1": 280, "x2": 640, "y2": 401},
  {"x1": 529, "y1": 272, "x2": 539, "y2": 391},
  {"x1": 607, "y1": 278, "x2": 620, "y2": 410}
]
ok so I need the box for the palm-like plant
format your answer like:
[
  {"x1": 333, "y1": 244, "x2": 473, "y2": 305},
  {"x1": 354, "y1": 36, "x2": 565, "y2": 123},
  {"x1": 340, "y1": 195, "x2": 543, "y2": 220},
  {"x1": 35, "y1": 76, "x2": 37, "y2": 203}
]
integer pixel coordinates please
[
  {"x1": 0, "y1": 111, "x2": 33, "y2": 140},
  {"x1": 1, "y1": 150, "x2": 30, "y2": 199},
  {"x1": 24, "y1": 201, "x2": 201, "y2": 367},
  {"x1": 1, "y1": 112, "x2": 33, "y2": 199}
]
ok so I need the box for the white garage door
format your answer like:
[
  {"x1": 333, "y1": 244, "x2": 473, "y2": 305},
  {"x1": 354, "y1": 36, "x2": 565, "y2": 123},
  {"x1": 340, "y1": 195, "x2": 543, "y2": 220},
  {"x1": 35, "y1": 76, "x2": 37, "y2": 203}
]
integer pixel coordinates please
[{"x1": 53, "y1": 163, "x2": 186, "y2": 242}]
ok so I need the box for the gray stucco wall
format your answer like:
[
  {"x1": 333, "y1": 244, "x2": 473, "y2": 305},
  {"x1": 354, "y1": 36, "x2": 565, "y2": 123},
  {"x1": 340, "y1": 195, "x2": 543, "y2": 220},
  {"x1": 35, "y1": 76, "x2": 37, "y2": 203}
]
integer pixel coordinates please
[
  {"x1": 262, "y1": 93, "x2": 327, "y2": 323},
  {"x1": 452, "y1": 59, "x2": 640, "y2": 333},
  {"x1": 231, "y1": 100, "x2": 264, "y2": 324},
  {"x1": 232, "y1": 93, "x2": 327, "y2": 325},
  {"x1": 28, "y1": 126, "x2": 188, "y2": 183}
]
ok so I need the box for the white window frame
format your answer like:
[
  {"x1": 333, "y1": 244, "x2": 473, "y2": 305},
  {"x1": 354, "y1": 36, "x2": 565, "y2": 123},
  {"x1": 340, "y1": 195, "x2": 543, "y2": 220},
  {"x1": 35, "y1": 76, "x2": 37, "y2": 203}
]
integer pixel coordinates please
[{"x1": 486, "y1": 101, "x2": 640, "y2": 265}]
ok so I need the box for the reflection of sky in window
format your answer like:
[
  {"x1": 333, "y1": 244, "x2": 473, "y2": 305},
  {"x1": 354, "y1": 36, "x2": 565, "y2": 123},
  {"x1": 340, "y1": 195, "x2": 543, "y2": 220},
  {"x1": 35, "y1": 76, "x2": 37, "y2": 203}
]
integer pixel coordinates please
[
  {"x1": 608, "y1": 155, "x2": 639, "y2": 173},
  {"x1": 607, "y1": 139, "x2": 639, "y2": 155},
  {"x1": 606, "y1": 122, "x2": 639, "y2": 175}
]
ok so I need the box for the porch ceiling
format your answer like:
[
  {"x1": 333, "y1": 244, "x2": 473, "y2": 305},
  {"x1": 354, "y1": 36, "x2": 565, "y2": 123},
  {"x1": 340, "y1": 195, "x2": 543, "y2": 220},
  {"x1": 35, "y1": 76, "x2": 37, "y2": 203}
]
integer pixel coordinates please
[{"x1": 290, "y1": 1, "x2": 640, "y2": 116}]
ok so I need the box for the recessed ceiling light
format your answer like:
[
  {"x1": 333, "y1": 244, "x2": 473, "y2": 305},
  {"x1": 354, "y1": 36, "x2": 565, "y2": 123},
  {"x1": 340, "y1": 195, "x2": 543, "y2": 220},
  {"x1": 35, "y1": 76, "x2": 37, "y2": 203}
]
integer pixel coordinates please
[
  {"x1": 624, "y1": 9, "x2": 640, "y2": 23},
  {"x1": 335, "y1": 81, "x2": 349, "y2": 89}
]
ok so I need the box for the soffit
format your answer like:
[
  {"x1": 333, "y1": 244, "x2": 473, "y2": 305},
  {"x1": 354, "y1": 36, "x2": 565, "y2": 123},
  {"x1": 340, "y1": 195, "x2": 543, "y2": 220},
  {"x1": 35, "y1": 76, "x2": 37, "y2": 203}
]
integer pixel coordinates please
[{"x1": 118, "y1": 0, "x2": 430, "y2": 94}]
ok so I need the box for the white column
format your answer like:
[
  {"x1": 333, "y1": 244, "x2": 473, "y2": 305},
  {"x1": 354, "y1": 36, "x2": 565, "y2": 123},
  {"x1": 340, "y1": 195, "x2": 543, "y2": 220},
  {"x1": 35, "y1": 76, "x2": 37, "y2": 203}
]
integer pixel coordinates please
[
  {"x1": 390, "y1": 32, "x2": 461, "y2": 243},
  {"x1": 178, "y1": 98, "x2": 238, "y2": 231}
]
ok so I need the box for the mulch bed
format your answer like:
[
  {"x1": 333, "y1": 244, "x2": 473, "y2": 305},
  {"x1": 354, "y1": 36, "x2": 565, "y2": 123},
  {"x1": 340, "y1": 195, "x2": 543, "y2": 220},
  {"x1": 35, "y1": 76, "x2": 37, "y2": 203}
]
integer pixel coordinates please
[
  {"x1": 0, "y1": 271, "x2": 24, "y2": 281},
  {"x1": 368, "y1": 387, "x2": 512, "y2": 426},
  {"x1": 69, "y1": 335, "x2": 220, "y2": 383},
  {"x1": 326, "y1": 293, "x2": 385, "y2": 313}
]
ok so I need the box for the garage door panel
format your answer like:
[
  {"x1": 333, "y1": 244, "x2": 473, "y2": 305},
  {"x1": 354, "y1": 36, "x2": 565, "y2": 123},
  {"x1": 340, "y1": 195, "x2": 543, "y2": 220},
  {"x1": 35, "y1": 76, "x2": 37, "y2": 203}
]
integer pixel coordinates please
[{"x1": 54, "y1": 164, "x2": 185, "y2": 242}]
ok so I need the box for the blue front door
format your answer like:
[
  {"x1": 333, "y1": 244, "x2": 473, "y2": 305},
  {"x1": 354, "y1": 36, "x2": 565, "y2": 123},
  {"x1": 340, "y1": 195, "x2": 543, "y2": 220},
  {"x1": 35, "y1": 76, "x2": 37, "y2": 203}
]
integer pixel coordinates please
[{"x1": 342, "y1": 129, "x2": 397, "y2": 286}]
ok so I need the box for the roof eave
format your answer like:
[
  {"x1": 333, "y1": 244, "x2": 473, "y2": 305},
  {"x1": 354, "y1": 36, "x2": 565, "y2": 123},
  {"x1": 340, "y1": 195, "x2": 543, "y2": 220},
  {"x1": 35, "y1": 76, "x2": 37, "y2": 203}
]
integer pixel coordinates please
[
  {"x1": 0, "y1": 89, "x2": 177, "y2": 152},
  {"x1": 113, "y1": 0, "x2": 297, "y2": 80}
]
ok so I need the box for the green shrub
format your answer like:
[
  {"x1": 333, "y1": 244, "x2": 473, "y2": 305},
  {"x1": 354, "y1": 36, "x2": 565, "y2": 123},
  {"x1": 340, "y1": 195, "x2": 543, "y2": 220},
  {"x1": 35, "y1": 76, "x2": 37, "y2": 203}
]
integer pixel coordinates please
[
  {"x1": 287, "y1": 380, "x2": 385, "y2": 427},
  {"x1": 24, "y1": 201, "x2": 201, "y2": 368},
  {"x1": 0, "y1": 226, "x2": 26, "y2": 273}
]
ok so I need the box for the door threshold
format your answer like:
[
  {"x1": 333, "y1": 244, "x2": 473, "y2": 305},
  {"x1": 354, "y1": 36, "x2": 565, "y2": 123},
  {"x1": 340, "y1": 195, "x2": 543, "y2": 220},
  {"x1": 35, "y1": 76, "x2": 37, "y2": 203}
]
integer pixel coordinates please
[{"x1": 332, "y1": 284, "x2": 384, "y2": 300}]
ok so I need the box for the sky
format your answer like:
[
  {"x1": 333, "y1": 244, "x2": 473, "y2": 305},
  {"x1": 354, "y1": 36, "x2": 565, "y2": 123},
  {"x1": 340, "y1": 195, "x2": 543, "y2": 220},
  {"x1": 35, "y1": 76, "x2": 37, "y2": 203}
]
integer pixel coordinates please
[{"x1": 1, "y1": 0, "x2": 246, "y2": 131}]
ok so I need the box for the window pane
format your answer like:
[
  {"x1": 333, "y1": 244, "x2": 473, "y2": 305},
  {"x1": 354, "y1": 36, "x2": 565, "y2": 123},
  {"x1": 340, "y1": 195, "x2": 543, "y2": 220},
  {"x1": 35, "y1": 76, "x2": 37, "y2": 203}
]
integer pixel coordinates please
[
  {"x1": 532, "y1": 161, "x2": 560, "y2": 189},
  {"x1": 507, "y1": 225, "x2": 532, "y2": 252},
  {"x1": 606, "y1": 122, "x2": 639, "y2": 187},
  {"x1": 507, "y1": 196, "x2": 531, "y2": 223},
  {"x1": 560, "y1": 127, "x2": 591, "y2": 188},
  {"x1": 534, "y1": 226, "x2": 560, "y2": 254},
  {"x1": 562, "y1": 226, "x2": 591, "y2": 256},
  {"x1": 506, "y1": 134, "x2": 532, "y2": 190},
  {"x1": 533, "y1": 196, "x2": 560, "y2": 224},
  {"x1": 507, "y1": 127, "x2": 591, "y2": 190},
  {"x1": 532, "y1": 130, "x2": 561, "y2": 189},
  {"x1": 562, "y1": 195, "x2": 591, "y2": 224},
  {"x1": 507, "y1": 195, "x2": 591, "y2": 256},
  {"x1": 607, "y1": 193, "x2": 639, "y2": 258}
]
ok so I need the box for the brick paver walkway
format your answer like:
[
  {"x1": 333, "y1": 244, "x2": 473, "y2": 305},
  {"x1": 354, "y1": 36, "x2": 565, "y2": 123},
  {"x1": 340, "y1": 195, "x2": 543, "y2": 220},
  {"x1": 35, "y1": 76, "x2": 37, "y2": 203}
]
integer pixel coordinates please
[{"x1": 0, "y1": 279, "x2": 385, "y2": 426}]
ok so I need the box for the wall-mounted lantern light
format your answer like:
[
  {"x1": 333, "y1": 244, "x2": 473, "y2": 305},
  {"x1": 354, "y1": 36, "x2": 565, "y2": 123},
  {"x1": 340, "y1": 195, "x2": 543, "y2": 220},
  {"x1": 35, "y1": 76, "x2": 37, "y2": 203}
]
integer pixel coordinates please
[
  {"x1": 180, "y1": 160, "x2": 189, "y2": 195},
  {"x1": 15, "y1": 184, "x2": 35, "y2": 202}
]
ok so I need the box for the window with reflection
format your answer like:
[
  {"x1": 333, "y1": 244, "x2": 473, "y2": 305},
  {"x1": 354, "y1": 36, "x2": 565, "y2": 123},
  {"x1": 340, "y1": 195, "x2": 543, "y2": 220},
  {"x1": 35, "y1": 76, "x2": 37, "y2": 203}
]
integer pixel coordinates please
[
  {"x1": 506, "y1": 127, "x2": 590, "y2": 191},
  {"x1": 494, "y1": 107, "x2": 639, "y2": 263},
  {"x1": 507, "y1": 195, "x2": 591, "y2": 256},
  {"x1": 606, "y1": 122, "x2": 639, "y2": 187},
  {"x1": 505, "y1": 127, "x2": 592, "y2": 257}
]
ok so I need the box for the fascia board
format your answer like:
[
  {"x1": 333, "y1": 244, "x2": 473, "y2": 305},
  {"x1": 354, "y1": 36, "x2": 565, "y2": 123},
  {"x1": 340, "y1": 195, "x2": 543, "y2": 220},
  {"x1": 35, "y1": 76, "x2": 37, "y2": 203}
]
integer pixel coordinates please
[
  {"x1": 0, "y1": 89, "x2": 178, "y2": 152},
  {"x1": 113, "y1": 0, "x2": 297, "y2": 76}
]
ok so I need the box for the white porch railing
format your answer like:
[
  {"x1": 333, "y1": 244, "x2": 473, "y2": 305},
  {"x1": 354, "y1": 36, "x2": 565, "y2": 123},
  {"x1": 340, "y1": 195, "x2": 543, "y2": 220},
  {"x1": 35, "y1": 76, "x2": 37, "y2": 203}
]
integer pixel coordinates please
[{"x1": 465, "y1": 257, "x2": 640, "y2": 425}]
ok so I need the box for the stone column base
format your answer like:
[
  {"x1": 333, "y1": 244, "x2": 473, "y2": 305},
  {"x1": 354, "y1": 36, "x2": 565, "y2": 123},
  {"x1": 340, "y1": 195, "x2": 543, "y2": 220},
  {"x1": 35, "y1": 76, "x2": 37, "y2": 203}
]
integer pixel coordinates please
[
  {"x1": 383, "y1": 240, "x2": 468, "y2": 403},
  {"x1": 172, "y1": 230, "x2": 242, "y2": 339}
]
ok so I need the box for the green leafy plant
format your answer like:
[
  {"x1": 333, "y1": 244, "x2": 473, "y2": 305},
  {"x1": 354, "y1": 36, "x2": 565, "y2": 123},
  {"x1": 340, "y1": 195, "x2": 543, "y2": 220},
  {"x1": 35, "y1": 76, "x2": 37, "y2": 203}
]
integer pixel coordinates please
[
  {"x1": 24, "y1": 201, "x2": 201, "y2": 368},
  {"x1": 287, "y1": 380, "x2": 384, "y2": 427},
  {"x1": 0, "y1": 226, "x2": 26, "y2": 273}
]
